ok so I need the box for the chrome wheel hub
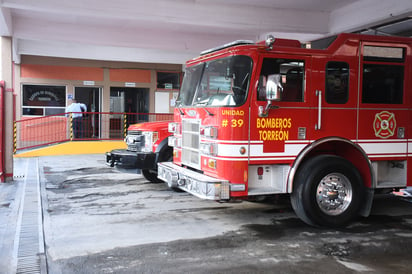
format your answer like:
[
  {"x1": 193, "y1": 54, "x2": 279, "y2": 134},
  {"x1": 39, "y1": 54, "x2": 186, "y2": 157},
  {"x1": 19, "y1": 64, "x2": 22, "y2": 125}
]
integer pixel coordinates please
[{"x1": 316, "y1": 173, "x2": 352, "y2": 215}]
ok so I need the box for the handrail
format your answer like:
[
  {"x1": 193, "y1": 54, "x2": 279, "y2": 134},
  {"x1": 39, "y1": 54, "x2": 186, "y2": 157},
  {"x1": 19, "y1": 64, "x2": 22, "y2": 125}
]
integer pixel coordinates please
[{"x1": 14, "y1": 112, "x2": 173, "y2": 152}]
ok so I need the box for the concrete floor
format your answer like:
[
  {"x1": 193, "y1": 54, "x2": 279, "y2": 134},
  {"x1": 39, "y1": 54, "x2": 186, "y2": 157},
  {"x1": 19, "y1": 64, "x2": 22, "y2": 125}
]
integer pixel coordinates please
[{"x1": 6, "y1": 155, "x2": 412, "y2": 273}]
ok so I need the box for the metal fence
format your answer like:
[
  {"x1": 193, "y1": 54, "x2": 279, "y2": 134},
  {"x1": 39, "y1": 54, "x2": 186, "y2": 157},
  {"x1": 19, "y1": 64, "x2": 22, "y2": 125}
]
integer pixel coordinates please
[{"x1": 14, "y1": 112, "x2": 173, "y2": 152}]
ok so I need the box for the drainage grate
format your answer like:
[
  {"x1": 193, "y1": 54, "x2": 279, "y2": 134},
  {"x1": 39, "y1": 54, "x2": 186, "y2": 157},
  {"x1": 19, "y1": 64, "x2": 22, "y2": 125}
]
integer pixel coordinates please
[{"x1": 14, "y1": 158, "x2": 46, "y2": 274}]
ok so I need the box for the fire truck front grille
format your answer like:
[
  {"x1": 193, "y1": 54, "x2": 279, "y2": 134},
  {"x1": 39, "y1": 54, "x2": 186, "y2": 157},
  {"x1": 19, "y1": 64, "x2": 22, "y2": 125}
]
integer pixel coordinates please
[
  {"x1": 128, "y1": 130, "x2": 142, "y2": 135},
  {"x1": 126, "y1": 130, "x2": 143, "y2": 152},
  {"x1": 182, "y1": 119, "x2": 200, "y2": 169}
]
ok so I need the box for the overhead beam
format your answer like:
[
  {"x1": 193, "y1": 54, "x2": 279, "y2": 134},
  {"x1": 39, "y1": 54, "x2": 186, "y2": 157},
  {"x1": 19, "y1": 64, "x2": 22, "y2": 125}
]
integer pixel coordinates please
[
  {"x1": 13, "y1": 14, "x2": 274, "y2": 57},
  {"x1": 17, "y1": 39, "x2": 197, "y2": 64},
  {"x1": 329, "y1": 0, "x2": 412, "y2": 34}
]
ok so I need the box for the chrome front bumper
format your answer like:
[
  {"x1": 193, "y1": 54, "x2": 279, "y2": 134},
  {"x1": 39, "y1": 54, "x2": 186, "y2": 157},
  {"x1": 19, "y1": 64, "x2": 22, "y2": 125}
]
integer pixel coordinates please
[{"x1": 157, "y1": 162, "x2": 230, "y2": 201}]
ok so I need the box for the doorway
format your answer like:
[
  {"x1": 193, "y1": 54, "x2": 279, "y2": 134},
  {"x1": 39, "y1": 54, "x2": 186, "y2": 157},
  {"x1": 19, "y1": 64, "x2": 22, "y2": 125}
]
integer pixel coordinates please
[
  {"x1": 74, "y1": 87, "x2": 101, "y2": 138},
  {"x1": 110, "y1": 87, "x2": 149, "y2": 125}
]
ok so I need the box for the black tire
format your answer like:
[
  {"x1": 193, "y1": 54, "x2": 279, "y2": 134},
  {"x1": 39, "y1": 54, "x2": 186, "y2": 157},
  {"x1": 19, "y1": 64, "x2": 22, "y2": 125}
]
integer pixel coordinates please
[
  {"x1": 290, "y1": 155, "x2": 364, "y2": 227},
  {"x1": 142, "y1": 148, "x2": 173, "y2": 184},
  {"x1": 142, "y1": 169, "x2": 162, "y2": 183}
]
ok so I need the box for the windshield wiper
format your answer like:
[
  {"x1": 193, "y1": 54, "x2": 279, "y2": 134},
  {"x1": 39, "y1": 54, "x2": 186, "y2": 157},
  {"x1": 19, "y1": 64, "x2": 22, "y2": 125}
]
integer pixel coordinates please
[
  {"x1": 175, "y1": 100, "x2": 184, "y2": 115},
  {"x1": 203, "y1": 107, "x2": 214, "y2": 116},
  {"x1": 177, "y1": 106, "x2": 184, "y2": 115}
]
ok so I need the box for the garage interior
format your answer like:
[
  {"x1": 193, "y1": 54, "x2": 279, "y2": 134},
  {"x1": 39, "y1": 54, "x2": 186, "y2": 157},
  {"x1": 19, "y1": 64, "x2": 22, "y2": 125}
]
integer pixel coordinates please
[{"x1": 1, "y1": 1, "x2": 412, "y2": 273}]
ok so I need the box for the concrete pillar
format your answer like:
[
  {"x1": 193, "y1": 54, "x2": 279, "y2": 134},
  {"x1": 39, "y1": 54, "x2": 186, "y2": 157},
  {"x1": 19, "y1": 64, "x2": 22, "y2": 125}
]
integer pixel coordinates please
[
  {"x1": 102, "y1": 68, "x2": 110, "y2": 139},
  {"x1": 1, "y1": 36, "x2": 14, "y2": 181}
]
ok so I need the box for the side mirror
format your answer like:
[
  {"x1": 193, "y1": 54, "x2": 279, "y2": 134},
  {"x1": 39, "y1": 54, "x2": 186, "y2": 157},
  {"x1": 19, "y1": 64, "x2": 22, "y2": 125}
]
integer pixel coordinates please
[
  {"x1": 266, "y1": 74, "x2": 283, "y2": 101},
  {"x1": 259, "y1": 74, "x2": 282, "y2": 117}
]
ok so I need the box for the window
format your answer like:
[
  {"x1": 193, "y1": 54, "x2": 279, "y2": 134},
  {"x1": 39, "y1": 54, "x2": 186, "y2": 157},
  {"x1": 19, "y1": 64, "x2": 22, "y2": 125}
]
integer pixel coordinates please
[
  {"x1": 157, "y1": 71, "x2": 180, "y2": 90},
  {"x1": 362, "y1": 45, "x2": 405, "y2": 104},
  {"x1": 178, "y1": 55, "x2": 253, "y2": 107},
  {"x1": 258, "y1": 58, "x2": 304, "y2": 102},
  {"x1": 179, "y1": 64, "x2": 203, "y2": 106},
  {"x1": 362, "y1": 64, "x2": 404, "y2": 104},
  {"x1": 22, "y1": 85, "x2": 66, "y2": 116},
  {"x1": 326, "y1": 62, "x2": 349, "y2": 104}
]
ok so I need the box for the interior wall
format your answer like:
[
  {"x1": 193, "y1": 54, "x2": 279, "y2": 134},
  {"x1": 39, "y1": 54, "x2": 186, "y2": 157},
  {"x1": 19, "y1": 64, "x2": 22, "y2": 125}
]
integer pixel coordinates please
[{"x1": 15, "y1": 55, "x2": 182, "y2": 121}]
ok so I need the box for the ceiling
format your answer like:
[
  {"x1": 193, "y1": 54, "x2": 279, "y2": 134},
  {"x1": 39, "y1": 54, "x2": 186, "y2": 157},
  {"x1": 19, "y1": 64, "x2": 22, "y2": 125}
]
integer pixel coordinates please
[{"x1": 1, "y1": 0, "x2": 412, "y2": 65}]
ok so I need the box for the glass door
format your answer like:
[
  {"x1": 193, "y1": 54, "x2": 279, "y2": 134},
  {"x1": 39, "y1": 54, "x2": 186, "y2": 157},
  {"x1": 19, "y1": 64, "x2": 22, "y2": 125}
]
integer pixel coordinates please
[{"x1": 74, "y1": 87, "x2": 101, "y2": 138}]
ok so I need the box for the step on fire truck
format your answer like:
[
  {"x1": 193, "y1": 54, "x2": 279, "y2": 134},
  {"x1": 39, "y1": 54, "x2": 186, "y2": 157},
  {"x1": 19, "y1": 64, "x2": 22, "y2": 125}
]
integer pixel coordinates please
[{"x1": 157, "y1": 33, "x2": 412, "y2": 227}]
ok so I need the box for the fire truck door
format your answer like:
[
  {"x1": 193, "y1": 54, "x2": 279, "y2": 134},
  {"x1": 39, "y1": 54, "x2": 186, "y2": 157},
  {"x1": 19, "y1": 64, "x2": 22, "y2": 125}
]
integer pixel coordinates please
[{"x1": 251, "y1": 56, "x2": 311, "y2": 164}]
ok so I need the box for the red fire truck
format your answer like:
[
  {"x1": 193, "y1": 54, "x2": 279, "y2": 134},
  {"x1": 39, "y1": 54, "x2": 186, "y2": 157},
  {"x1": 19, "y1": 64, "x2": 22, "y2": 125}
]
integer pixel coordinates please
[
  {"x1": 158, "y1": 33, "x2": 412, "y2": 227},
  {"x1": 107, "y1": 121, "x2": 172, "y2": 183}
]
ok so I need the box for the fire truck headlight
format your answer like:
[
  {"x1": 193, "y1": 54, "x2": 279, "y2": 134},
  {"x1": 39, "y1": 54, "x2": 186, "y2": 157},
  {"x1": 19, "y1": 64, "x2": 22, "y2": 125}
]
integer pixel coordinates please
[
  {"x1": 168, "y1": 122, "x2": 180, "y2": 134},
  {"x1": 125, "y1": 135, "x2": 138, "y2": 146},
  {"x1": 200, "y1": 126, "x2": 218, "y2": 139},
  {"x1": 200, "y1": 142, "x2": 218, "y2": 156},
  {"x1": 168, "y1": 136, "x2": 175, "y2": 147},
  {"x1": 125, "y1": 136, "x2": 132, "y2": 145},
  {"x1": 142, "y1": 131, "x2": 158, "y2": 152},
  {"x1": 168, "y1": 136, "x2": 181, "y2": 148}
]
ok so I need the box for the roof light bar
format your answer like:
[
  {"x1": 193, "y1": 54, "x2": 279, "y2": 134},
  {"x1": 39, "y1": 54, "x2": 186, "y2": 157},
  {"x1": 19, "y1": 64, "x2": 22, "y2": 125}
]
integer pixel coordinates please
[{"x1": 200, "y1": 40, "x2": 254, "y2": 56}]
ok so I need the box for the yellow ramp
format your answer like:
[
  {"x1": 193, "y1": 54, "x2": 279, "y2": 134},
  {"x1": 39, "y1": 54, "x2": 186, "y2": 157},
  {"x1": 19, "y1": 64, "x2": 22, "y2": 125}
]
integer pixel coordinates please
[{"x1": 14, "y1": 141, "x2": 127, "y2": 158}]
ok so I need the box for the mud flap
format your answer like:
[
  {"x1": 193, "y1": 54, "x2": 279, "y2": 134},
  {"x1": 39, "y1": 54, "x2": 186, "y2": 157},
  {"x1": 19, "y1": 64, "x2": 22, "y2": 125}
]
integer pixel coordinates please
[{"x1": 360, "y1": 188, "x2": 375, "y2": 217}]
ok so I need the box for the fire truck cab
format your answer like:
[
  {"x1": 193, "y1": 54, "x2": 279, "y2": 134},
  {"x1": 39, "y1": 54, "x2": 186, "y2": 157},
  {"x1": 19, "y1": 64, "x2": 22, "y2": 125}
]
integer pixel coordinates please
[{"x1": 158, "y1": 33, "x2": 412, "y2": 227}]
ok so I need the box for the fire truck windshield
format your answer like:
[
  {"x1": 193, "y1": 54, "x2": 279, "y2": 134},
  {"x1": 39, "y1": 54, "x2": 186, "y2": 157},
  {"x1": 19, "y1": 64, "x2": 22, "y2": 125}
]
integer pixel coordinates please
[{"x1": 178, "y1": 55, "x2": 252, "y2": 107}]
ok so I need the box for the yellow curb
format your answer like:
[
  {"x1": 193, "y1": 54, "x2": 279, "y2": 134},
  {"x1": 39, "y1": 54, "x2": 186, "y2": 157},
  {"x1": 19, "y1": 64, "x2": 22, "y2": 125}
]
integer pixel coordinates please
[{"x1": 14, "y1": 141, "x2": 127, "y2": 158}]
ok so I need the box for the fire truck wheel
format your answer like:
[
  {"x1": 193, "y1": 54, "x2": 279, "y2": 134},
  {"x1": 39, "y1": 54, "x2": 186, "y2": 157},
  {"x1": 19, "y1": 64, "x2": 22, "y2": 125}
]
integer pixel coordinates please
[
  {"x1": 291, "y1": 155, "x2": 364, "y2": 227},
  {"x1": 142, "y1": 169, "x2": 162, "y2": 183},
  {"x1": 142, "y1": 148, "x2": 173, "y2": 184}
]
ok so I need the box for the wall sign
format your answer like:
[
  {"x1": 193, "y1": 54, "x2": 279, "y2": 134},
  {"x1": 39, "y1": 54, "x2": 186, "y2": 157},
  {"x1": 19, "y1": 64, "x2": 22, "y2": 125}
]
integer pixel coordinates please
[{"x1": 83, "y1": 81, "x2": 95, "y2": 86}]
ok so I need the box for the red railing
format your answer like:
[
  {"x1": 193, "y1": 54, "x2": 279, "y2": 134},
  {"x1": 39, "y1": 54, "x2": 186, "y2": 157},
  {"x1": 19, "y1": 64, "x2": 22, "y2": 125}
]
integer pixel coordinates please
[{"x1": 14, "y1": 112, "x2": 173, "y2": 152}]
